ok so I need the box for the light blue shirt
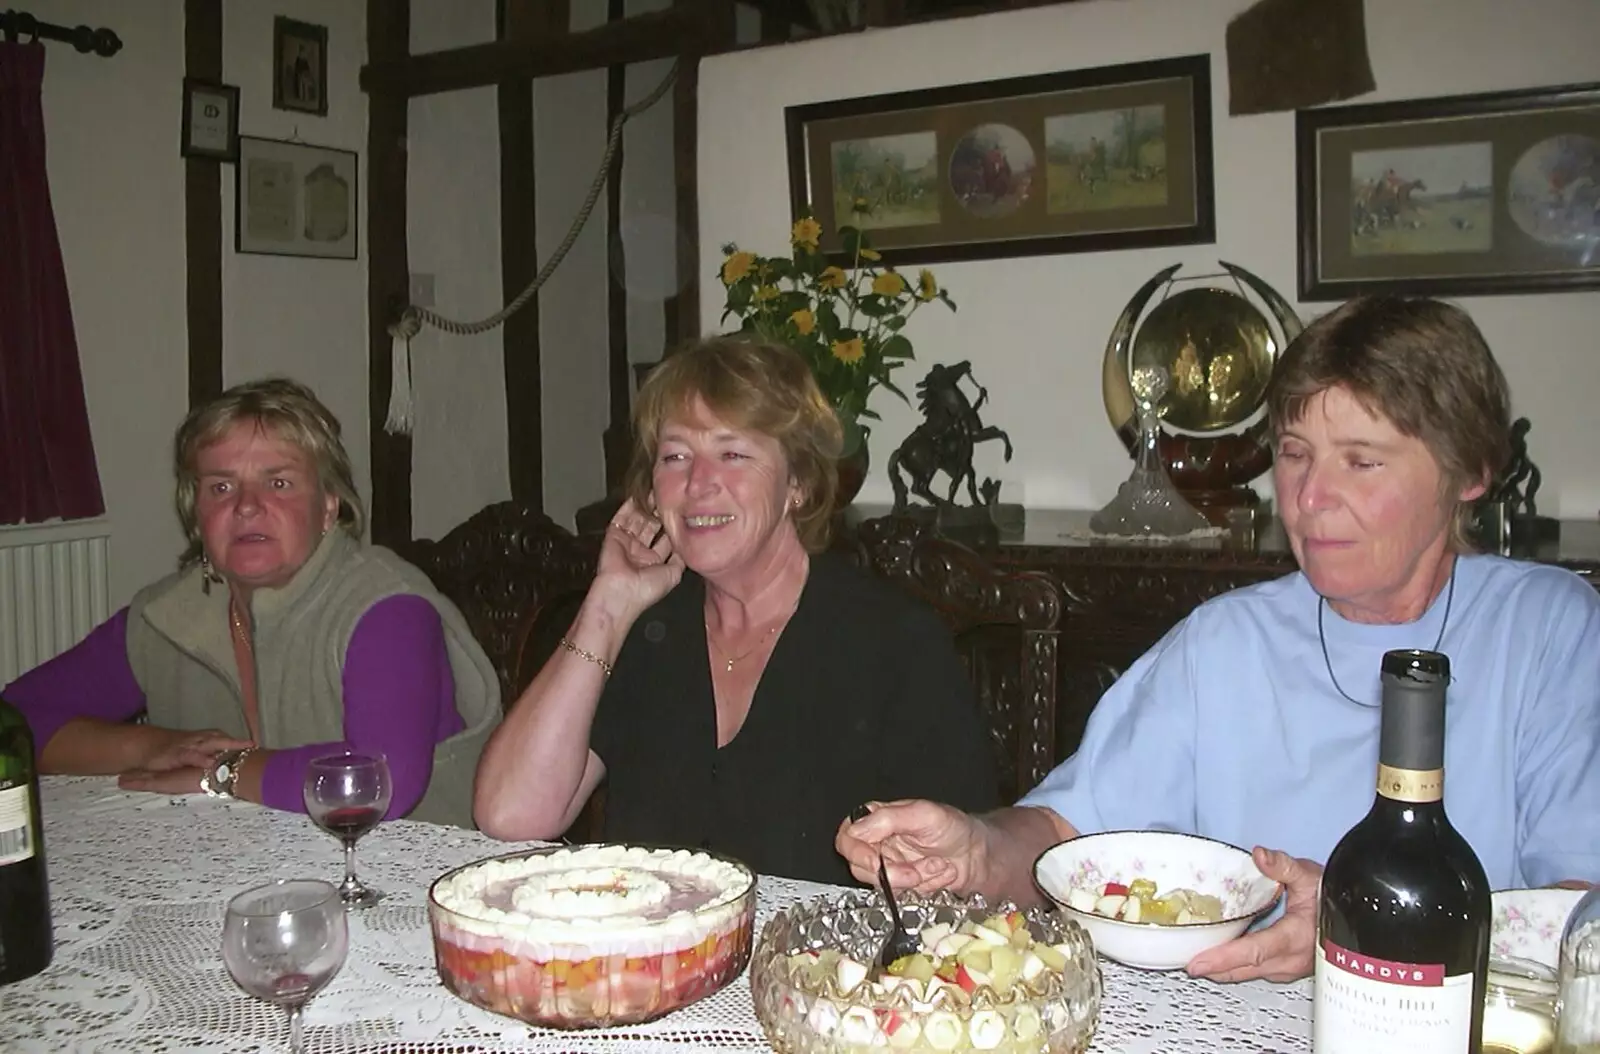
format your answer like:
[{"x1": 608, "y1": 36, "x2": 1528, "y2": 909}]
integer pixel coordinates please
[{"x1": 1020, "y1": 555, "x2": 1600, "y2": 889}]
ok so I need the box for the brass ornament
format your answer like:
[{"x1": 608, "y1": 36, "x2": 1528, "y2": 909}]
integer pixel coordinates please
[{"x1": 1100, "y1": 262, "x2": 1302, "y2": 522}]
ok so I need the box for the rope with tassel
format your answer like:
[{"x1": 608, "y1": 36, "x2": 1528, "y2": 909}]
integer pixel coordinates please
[{"x1": 384, "y1": 58, "x2": 681, "y2": 436}]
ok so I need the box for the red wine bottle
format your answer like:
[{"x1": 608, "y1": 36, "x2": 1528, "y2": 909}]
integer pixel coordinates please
[
  {"x1": 1314, "y1": 649, "x2": 1491, "y2": 1053},
  {"x1": 0, "y1": 696, "x2": 52, "y2": 985}
]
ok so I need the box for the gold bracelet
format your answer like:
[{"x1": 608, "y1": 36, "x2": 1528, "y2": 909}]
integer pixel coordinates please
[{"x1": 559, "y1": 636, "x2": 613, "y2": 678}]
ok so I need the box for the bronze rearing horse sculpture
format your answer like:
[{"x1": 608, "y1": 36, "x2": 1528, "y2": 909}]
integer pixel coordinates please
[{"x1": 888, "y1": 361, "x2": 1012, "y2": 511}]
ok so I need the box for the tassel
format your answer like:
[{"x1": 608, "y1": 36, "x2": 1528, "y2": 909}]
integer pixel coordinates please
[{"x1": 384, "y1": 313, "x2": 420, "y2": 436}]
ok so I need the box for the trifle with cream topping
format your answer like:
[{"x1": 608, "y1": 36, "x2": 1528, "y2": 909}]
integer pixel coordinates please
[{"x1": 429, "y1": 844, "x2": 757, "y2": 1028}]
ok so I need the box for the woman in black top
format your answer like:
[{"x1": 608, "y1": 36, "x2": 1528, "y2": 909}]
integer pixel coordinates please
[{"x1": 474, "y1": 336, "x2": 997, "y2": 884}]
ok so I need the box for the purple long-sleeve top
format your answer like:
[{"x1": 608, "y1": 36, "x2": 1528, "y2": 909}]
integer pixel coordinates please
[{"x1": 3, "y1": 594, "x2": 465, "y2": 818}]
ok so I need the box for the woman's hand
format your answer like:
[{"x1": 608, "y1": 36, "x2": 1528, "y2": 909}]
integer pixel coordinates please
[
  {"x1": 836, "y1": 799, "x2": 990, "y2": 894},
  {"x1": 1185, "y1": 847, "x2": 1322, "y2": 983},
  {"x1": 138, "y1": 728, "x2": 253, "y2": 773},
  {"x1": 590, "y1": 499, "x2": 685, "y2": 624}
]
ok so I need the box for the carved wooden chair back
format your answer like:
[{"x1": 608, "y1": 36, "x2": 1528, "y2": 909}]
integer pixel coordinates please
[
  {"x1": 844, "y1": 514, "x2": 1062, "y2": 803},
  {"x1": 397, "y1": 501, "x2": 600, "y2": 709}
]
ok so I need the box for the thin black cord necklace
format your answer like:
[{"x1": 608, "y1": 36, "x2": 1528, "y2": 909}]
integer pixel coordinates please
[{"x1": 1318, "y1": 565, "x2": 1456, "y2": 706}]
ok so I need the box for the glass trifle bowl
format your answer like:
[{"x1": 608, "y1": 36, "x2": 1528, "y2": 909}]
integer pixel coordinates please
[
  {"x1": 428, "y1": 843, "x2": 757, "y2": 1028},
  {"x1": 752, "y1": 889, "x2": 1102, "y2": 1053}
]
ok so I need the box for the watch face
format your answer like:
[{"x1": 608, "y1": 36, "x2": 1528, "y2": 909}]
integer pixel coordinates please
[{"x1": 215, "y1": 762, "x2": 234, "y2": 782}]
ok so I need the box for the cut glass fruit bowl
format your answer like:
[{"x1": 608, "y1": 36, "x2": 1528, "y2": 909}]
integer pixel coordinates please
[{"x1": 751, "y1": 888, "x2": 1101, "y2": 1053}]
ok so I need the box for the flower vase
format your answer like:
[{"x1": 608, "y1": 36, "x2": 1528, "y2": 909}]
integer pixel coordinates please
[{"x1": 834, "y1": 416, "x2": 871, "y2": 511}]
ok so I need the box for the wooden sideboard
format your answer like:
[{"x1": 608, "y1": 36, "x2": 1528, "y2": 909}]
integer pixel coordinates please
[{"x1": 845, "y1": 505, "x2": 1600, "y2": 763}]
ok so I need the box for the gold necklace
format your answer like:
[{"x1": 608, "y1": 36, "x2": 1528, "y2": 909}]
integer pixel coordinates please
[
  {"x1": 705, "y1": 621, "x2": 782, "y2": 673},
  {"x1": 229, "y1": 602, "x2": 252, "y2": 650}
]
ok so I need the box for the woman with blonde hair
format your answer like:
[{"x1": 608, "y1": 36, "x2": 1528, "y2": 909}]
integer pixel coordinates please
[
  {"x1": 474, "y1": 336, "x2": 998, "y2": 884},
  {"x1": 3, "y1": 377, "x2": 500, "y2": 827}
]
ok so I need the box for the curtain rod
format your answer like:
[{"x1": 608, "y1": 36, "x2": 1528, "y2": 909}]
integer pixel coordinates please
[{"x1": 0, "y1": 9, "x2": 122, "y2": 57}]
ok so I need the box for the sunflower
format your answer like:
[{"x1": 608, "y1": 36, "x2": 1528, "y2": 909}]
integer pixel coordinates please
[
  {"x1": 872, "y1": 272, "x2": 906, "y2": 297},
  {"x1": 818, "y1": 266, "x2": 847, "y2": 290},
  {"x1": 791, "y1": 217, "x2": 822, "y2": 251},
  {"x1": 720, "y1": 251, "x2": 755, "y2": 285},
  {"x1": 917, "y1": 269, "x2": 939, "y2": 301},
  {"x1": 789, "y1": 309, "x2": 816, "y2": 335},
  {"x1": 831, "y1": 337, "x2": 865, "y2": 364}
]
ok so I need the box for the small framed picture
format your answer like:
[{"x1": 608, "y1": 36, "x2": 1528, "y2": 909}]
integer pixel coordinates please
[
  {"x1": 236, "y1": 136, "x2": 358, "y2": 259},
  {"x1": 181, "y1": 78, "x2": 240, "y2": 162},
  {"x1": 272, "y1": 16, "x2": 328, "y2": 116}
]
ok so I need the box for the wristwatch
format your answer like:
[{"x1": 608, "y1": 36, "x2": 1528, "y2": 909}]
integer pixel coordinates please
[{"x1": 201, "y1": 747, "x2": 255, "y2": 799}]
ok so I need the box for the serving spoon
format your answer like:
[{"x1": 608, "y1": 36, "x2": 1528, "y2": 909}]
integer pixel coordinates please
[{"x1": 851, "y1": 805, "x2": 920, "y2": 970}]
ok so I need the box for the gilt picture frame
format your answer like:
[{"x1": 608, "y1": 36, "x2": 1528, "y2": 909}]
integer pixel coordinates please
[
  {"x1": 785, "y1": 54, "x2": 1215, "y2": 266},
  {"x1": 1296, "y1": 80, "x2": 1600, "y2": 299},
  {"x1": 235, "y1": 136, "x2": 358, "y2": 260}
]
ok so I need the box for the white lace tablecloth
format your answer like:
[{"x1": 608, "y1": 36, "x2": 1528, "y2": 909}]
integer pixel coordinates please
[{"x1": 3, "y1": 777, "x2": 1312, "y2": 1053}]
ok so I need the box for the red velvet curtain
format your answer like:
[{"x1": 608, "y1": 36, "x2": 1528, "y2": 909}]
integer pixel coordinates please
[{"x1": 0, "y1": 42, "x2": 104, "y2": 525}]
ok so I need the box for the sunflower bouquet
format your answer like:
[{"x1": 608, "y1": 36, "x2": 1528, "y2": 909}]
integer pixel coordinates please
[{"x1": 717, "y1": 212, "x2": 956, "y2": 450}]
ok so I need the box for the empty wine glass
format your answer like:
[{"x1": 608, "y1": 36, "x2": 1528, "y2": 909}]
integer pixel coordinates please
[
  {"x1": 222, "y1": 879, "x2": 348, "y2": 1054},
  {"x1": 303, "y1": 752, "x2": 393, "y2": 908}
]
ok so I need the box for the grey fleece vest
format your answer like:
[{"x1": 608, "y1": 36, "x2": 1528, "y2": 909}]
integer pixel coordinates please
[{"x1": 125, "y1": 530, "x2": 501, "y2": 828}]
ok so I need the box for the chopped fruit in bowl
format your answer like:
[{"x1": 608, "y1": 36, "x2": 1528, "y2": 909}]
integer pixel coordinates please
[
  {"x1": 1062, "y1": 877, "x2": 1224, "y2": 926},
  {"x1": 751, "y1": 889, "x2": 1100, "y2": 1053},
  {"x1": 1033, "y1": 831, "x2": 1282, "y2": 972}
]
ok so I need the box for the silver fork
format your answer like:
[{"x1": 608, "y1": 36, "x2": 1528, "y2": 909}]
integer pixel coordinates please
[{"x1": 851, "y1": 805, "x2": 920, "y2": 970}]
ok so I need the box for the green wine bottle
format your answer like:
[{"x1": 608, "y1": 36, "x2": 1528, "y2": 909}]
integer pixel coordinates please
[{"x1": 0, "y1": 696, "x2": 52, "y2": 985}]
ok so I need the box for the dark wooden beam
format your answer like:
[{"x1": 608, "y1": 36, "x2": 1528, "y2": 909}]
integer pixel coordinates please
[
  {"x1": 183, "y1": 0, "x2": 222, "y2": 408},
  {"x1": 598, "y1": 0, "x2": 631, "y2": 495},
  {"x1": 366, "y1": 0, "x2": 412, "y2": 546},
  {"x1": 745, "y1": 0, "x2": 819, "y2": 34},
  {"x1": 496, "y1": 0, "x2": 557, "y2": 511},
  {"x1": 360, "y1": 6, "x2": 696, "y2": 99},
  {"x1": 605, "y1": 0, "x2": 629, "y2": 443}
]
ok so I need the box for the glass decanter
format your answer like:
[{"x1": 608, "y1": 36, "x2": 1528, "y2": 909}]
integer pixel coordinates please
[
  {"x1": 1556, "y1": 886, "x2": 1600, "y2": 1054},
  {"x1": 1090, "y1": 364, "x2": 1213, "y2": 538}
]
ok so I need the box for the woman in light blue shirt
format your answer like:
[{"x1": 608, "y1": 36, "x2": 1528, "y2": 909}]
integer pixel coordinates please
[{"x1": 837, "y1": 295, "x2": 1600, "y2": 984}]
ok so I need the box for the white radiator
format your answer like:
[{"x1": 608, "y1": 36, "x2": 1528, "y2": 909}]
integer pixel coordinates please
[{"x1": 0, "y1": 520, "x2": 112, "y2": 688}]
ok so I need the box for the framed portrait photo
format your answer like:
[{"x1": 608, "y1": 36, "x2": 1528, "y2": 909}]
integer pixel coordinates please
[
  {"x1": 272, "y1": 16, "x2": 328, "y2": 116},
  {"x1": 181, "y1": 78, "x2": 240, "y2": 162},
  {"x1": 235, "y1": 136, "x2": 358, "y2": 259},
  {"x1": 1297, "y1": 80, "x2": 1600, "y2": 299},
  {"x1": 785, "y1": 54, "x2": 1215, "y2": 267}
]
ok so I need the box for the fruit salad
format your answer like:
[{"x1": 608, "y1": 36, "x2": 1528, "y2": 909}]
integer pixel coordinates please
[
  {"x1": 779, "y1": 910, "x2": 1082, "y2": 1050},
  {"x1": 1062, "y1": 877, "x2": 1224, "y2": 926}
]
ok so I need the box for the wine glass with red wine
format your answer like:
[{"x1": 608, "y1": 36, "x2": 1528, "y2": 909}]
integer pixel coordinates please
[
  {"x1": 222, "y1": 879, "x2": 348, "y2": 1054},
  {"x1": 303, "y1": 752, "x2": 392, "y2": 909}
]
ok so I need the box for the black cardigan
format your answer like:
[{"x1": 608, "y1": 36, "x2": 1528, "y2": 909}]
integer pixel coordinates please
[{"x1": 591, "y1": 551, "x2": 1000, "y2": 886}]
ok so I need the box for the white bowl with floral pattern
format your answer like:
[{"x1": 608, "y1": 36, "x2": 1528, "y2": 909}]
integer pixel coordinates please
[
  {"x1": 1490, "y1": 887, "x2": 1585, "y2": 969},
  {"x1": 1033, "y1": 830, "x2": 1283, "y2": 972}
]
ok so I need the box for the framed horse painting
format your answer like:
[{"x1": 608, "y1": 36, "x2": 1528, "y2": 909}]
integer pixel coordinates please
[
  {"x1": 785, "y1": 54, "x2": 1215, "y2": 267},
  {"x1": 1296, "y1": 80, "x2": 1600, "y2": 299}
]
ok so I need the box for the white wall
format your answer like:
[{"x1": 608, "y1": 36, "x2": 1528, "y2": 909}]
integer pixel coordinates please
[
  {"x1": 532, "y1": 1, "x2": 613, "y2": 529},
  {"x1": 36, "y1": 0, "x2": 188, "y2": 607},
  {"x1": 406, "y1": 0, "x2": 510, "y2": 541},
  {"x1": 697, "y1": 0, "x2": 1600, "y2": 516}
]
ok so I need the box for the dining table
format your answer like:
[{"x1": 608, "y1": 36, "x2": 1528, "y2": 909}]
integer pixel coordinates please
[{"x1": 2, "y1": 776, "x2": 1314, "y2": 1052}]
